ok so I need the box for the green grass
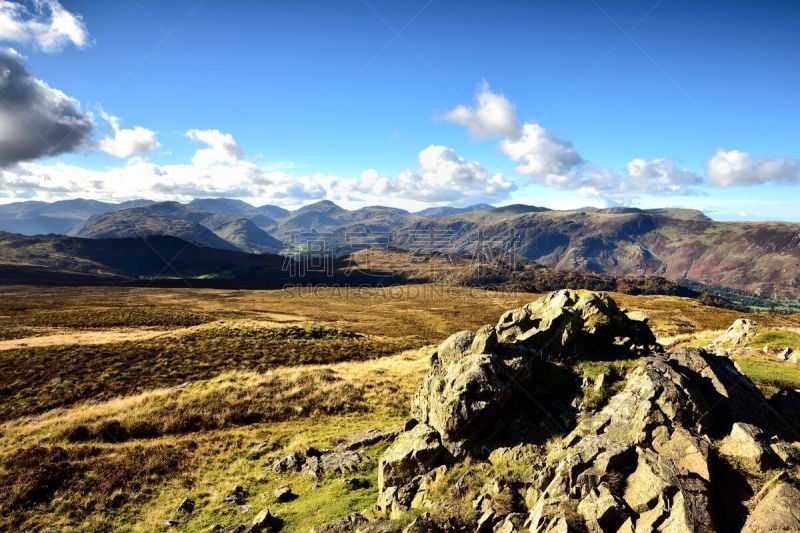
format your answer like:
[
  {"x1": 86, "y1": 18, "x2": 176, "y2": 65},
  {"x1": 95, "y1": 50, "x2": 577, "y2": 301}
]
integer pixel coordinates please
[
  {"x1": 748, "y1": 330, "x2": 800, "y2": 350},
  {"x1": 735, "y1": 357, "x2": 800, "y2": 395}
]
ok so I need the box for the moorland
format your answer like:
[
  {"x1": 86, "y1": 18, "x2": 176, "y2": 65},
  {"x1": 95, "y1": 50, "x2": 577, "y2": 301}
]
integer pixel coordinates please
[{"x1": 1, "y1": 284, "x2": 799, "y2": 531}]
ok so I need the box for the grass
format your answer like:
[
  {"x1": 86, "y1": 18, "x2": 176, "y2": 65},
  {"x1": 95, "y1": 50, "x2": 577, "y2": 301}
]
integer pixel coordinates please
[
  {"x1": 0, "y1": 284, "x2": 798, "y2": 530},
  {"x1": 0, "y1": 322, "x2": 415, "y2": 421},
  {"x1": 747, "y1": 330, "x2": 800, "y2": 350},
  {"x1": 734, "y1": 358, "x2": 800, "y2": 396}
]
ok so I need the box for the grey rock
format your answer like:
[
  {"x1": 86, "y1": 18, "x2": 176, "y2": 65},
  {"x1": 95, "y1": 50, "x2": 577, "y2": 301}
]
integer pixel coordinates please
[
  {"x1": 270, "y1": 452, "x2": 304, "y2": 473},
  {"x1": 176, "y1": 497, "x2": 195, "y2": 515},
  {"x1": 742, "y1": 482, "x2": 800, "y2": 532},
  {"x1": 378, "y1": 423, "x2": 446, "y2": 492},
  {"x1": 273, "y1": 486, "x2": 296, "y2": 503}
]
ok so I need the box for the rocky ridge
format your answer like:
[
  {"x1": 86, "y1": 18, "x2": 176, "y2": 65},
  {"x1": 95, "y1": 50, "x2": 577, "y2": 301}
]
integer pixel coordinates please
[{"x1": 318, "y1": 290, "x2": 800, "y2": 532}]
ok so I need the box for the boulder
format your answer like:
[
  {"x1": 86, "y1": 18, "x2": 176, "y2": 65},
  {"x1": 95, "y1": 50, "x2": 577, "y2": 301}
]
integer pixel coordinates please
[
  {"x1": 224, "y1": 485, "x2": 250, "y2": 505},
  {"x1": 270, "y1": 452, "x2": 304, "y2": 473},
  {"x1": 410, "y1": 290, "x2": 656, "y2": 454},
  {"x1": 378, "y1": 423, "x2": 447, "y2": 492},
  {"x1": 366, "y1": 293, "x2": 797, "y2": 532},
  {"x1": 273, "y1": 486, "x2": 296, "y2": 503},
  {"x1": 714, "y1": 318, "x2": 757, "y2": 349},
  {"x1": 251, "y1": 508, "x2": 282, "y2": 532},
  {"x1": 719, "y1": 422, "x2": 773, "y2": 469},
  {"x1": 742, "y1": 482, "x2": 800, "y2": 532},
  {"x1": 494, "y1": 290, "x2": 655, "y2": 358}
]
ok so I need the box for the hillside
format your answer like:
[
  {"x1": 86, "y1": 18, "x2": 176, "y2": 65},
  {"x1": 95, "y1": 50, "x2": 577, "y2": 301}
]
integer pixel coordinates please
[
  {"x1": 73, "y1": 203, "x2": 282, "y2": 253},
  {"x1": 72, "y1": 210, "x2": 239, "y2": 251},
  {"x1": 396, "y1": 209, "x2": 800, "y2": 300},
  {"x1": 0, "y1": 286, "x2": 799, "y2": 531},
  {"x1": 3, "y1": 198, "x2": 800, "y2": 300}
]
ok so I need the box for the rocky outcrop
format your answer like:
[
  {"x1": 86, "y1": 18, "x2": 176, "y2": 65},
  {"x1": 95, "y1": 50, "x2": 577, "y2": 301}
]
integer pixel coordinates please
[
  {"x1": 366, "y1": 291, "x2": 800, "y2": 533},
  {"x1": 409, "y1": 290, "x2": 656, "y2": 456},
  {"x1": 742, "y1": 482, "x2": 800, "y2": 532},
  {"x1": 713, "y1": 318, "x2": 757, "y2": 350}
]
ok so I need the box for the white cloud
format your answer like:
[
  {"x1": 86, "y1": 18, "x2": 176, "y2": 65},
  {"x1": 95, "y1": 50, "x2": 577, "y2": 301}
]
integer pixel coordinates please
[
  {"x1": 186, "y1": 128, "x2": 243, "y2": 167},
  {"x1": 351, "y1": 145, "x2": 515, "y2": 203},
  {"x1": 446, "y1": 82, "x2": 709, "y2": 201},
  {"x1": 443, "y1": 81, "x2": 518, "y2": 139},
  {"x1": 0, "y1": 0, "x2": 88, "y2": 52},
  {"x1": 500, "y1": 122, "x2": 584, "y2": 176},
  {"x1": 624, "y1": 157, "x2": 702, "y2": 195},
  {"x1": 98, "y1": 112, "x2": 159, "y2": 158},
  {"x1": 705, "y1": 149, "x2": 800, "y2": 187}
]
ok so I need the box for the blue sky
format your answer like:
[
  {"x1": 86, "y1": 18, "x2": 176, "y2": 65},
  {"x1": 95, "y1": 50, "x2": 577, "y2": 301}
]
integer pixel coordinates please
[{"x1": 1, "y1": 0, "x2": 799, "y2": 220}]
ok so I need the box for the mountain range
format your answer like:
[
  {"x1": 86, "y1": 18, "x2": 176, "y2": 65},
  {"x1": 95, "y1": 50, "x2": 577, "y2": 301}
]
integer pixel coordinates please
[{"x1": 0, "y1": 197, "x2": 798, "y2": 301}]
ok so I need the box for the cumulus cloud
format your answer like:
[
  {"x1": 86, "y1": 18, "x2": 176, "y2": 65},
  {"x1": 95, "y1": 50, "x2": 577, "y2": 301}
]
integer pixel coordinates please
[
  {"x1": 500, "y1": 123, "x2": 584, "y2": 176},
  {"x1": 446, "y1": 83, "x2": 708, "y2": 200},
  {"x1": 352, "y1": 145, "x2": 515, "y2": 203},
  {"x1": 443, "y1": 81, "x2": 518, "y2": 139},
  {"x1": 705, "y1": 149, "x2": 800, "y2": 187},
  {"x1": 624, "y1": 158, "x2": 703, "y2": 195},
  {"x1": 0, "y1": 0, "x2": 88, "y2": 52},
  {"x1": 98, "y1": 111, "x2": 159, "y2": 158},
  {"x1": 186, "y1": 128, "x2": 243, "y2": 167},
  {"x1": 0, "y1": 47, "x2": 92, "y2": 166}
]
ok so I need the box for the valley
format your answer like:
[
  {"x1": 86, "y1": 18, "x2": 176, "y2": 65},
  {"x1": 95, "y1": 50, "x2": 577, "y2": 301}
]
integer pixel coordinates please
[{"x1": 1, "y1": 198, "x2": 798, "y2": 305}]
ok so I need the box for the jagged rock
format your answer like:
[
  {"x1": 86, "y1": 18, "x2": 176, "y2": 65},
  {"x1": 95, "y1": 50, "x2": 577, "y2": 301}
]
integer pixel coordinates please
[
  {"x1": 302, "y1": 449, "x2": 365, "y2": 479},
  {"x1": 714, "y1": 318, "x2": 757, "y2": 349},
  {"x1": 224, "y1": 485, "x2": 250, "y2": 505},
  {"x1": 476, "y1": 510, "x2": 496, "y2": 532},
  {"x1": 526, "y1": 348, "x2": 770, "y2": 532},
  {"x1": 494, "y1": 513, "x2": 526, "y2": 533},
  {"x1": 789, "y1": 351, "x2": 800, "y2": 364},
  {"x1": 366, "y1": 293, "x2": 799, "y2": 532},
  {"x1": 494, "y1": 290, "x2": 655, "y2": 358},
  {"x1": 719, "y1": 422, "x2": 773, "y2": 469},
  {"x1": 410, "y1": 465, "x2": 447, "y2": 509},
  {"x1": 437, "y1": 330, "x2": 477, "y2": 365},
  {"x1": 777, "y1": 347, "x2": 792, "y2": 361},
  {"x1": 576, "y1": 482, "x2": 625, "y2": 532},
  {"x1": 403, "y1": 512, "x2": 440, "y2": 533},
  {"x1": 339, "y1": 428, "x2": 400, "y2": 451},
  {"x1": 176, "y1": 497, "x2": 195, "y2": 515},
  {"x1": 378, "y1": 423, "x2": 446, "y2": 492},
  {"x1": 410, "y1": 290, "x2": 654, "y2": 454},
  {"x1": 273, "y1": 486, "x2": 296, "y2": 503},
  {"x1": 270, "y1": 452, "x2": 304, "y2": 473},
  {"x1": 376, "y1": 481, "x2": 420, "y2": 519},
  {"x1": 742, "y1": 482, "x2": 800, "y2": 532},
  {"x1": 251, "y1": 508, "x2": 282, "y2": 532},
  {"x1": 309, "y1": 513, "x2": 368, "y2": 533}
]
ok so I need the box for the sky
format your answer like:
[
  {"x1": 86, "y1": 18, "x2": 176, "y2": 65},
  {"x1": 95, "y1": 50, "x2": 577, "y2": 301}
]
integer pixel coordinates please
[{"x1": 0, "y1": 0, "x2": 799, "y2": 220}]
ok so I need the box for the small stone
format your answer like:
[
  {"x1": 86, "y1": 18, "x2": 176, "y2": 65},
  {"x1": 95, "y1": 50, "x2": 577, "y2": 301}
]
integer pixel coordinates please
[
  {"x1": 252, "y1": 508, "x2": 282, "y2": 531},
  {"x1": 176, "y1": 497, "x2": 195, "y2": 515},
  {"x1": 273, "y1": 486, "x2": 296, "y2": 503},
  {"x1": 164, "y1": 520, "x2": 180, "y2": 528},
  {"x1": 224, "y1": 485, "x2": 249, "y2": 505},
  {"x1": 593, "y1": 373, "x2": 607, "y2": 392},
  {"x1": 345, "y1": 477, "x2": 370, "y2": 490}
]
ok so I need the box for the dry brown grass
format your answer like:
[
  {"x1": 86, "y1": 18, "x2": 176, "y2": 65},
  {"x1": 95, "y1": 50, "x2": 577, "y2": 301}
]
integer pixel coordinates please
[{"x1": 0, "y1": 284, "x2": 798, "y2": 530}]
